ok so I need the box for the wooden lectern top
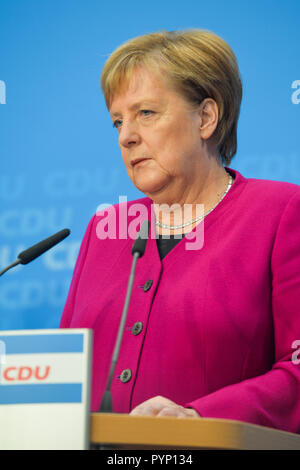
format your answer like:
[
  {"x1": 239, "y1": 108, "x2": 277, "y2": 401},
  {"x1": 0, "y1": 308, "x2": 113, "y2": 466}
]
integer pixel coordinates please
[{"x1": 90, "y1": 413, "x2": 300, "y2": 450}]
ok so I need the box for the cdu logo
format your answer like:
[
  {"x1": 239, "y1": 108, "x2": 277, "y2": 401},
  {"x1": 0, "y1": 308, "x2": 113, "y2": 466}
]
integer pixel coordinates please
[
  {"x1": 0, "y1": 80, "x2": 6, "y2": 104},
  {"x1": 0, "y1": 340, "x2": 6, "y2": 383}
]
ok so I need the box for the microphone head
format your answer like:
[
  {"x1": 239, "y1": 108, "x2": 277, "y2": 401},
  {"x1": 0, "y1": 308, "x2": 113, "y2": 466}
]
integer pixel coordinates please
[
  {"x1": 18, "y1": 228, "x2": 71, "y2": 265},
  {"x1": 131, "y1": 220, "x2": 150, "y2": 257}
]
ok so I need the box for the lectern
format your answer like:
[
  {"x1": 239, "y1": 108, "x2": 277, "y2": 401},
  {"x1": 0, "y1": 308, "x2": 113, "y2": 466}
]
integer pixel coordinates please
[{"x1": 90, "y1": 413, "x2": 300, "y2": 450}]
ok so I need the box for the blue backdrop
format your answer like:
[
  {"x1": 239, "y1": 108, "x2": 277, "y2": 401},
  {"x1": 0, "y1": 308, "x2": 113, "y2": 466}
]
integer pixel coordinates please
[{"x1": 1, "y1": 0, "x2": 299, "y2": 330}]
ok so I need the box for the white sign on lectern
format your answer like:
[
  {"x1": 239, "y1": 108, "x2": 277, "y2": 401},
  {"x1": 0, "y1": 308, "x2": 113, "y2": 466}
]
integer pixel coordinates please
[{"x1": 0, "y1": 328, "x2": 92, "y2": 450}]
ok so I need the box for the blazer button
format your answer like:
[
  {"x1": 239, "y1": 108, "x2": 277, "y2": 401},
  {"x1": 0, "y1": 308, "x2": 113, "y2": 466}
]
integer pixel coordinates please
[
  {"x1": 120, "y1": 369, "x2": 132, "y2": 383},
  {"x1": 131, "y1": 321, "x2": 143, "y2": 336},
  {"x1": 143, "y1": 279, "x2": 153, "y2": 292}
]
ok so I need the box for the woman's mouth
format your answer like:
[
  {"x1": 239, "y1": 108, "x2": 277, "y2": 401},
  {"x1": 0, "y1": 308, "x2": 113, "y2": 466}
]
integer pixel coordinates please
[{"x1": 132, "y1": 158, "x2": 150, "y2": 167}]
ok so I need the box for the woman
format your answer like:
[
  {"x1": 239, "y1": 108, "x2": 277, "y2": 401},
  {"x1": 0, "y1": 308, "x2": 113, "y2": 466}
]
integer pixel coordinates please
[{"x1": 60, "y1": 30, "x2": 300, "y2": 432}]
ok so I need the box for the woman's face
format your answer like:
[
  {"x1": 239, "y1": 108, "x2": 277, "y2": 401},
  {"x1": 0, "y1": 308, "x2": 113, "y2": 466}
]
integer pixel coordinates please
[{"x1": 109, "y1": 67, "x2": 209, "y2": 203}]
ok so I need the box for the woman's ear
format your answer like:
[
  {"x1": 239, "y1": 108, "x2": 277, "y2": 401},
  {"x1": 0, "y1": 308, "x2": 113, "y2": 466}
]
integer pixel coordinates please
[{"x1": 198, "y1": 98, "x2": 219, "y2": 140}]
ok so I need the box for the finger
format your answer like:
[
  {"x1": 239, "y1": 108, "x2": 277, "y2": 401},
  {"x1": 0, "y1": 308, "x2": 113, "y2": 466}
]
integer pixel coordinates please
[
  {"x1": 130, "y1": 404, "x2": 159, "y2": 416},
  {"x1": 156, "y1": 406, "x2": 186, "y2": 418},
  {"x1": 130, "y1": 396, "x2": 175, "y2": 416},
  {"x1": 184, "y1": 408, "x2": 201, "y2": 418}
]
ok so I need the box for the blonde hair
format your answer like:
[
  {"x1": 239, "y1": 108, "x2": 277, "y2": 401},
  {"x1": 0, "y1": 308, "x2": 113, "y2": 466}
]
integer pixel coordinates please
[{"x1": 101, "y1": 30, "x2": 242, "y2": 165}]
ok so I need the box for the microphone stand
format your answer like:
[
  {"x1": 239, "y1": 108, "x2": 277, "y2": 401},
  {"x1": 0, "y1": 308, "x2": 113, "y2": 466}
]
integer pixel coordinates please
[
  {"x1": 0, "y1": 260, "x2": 21, "y2": 277},
  {"x1": 99, "y1": 250, "x2": 141, "y2": 413},
  {"x1": 95, "y1": 221, "x2": 150, "y2": 450}
]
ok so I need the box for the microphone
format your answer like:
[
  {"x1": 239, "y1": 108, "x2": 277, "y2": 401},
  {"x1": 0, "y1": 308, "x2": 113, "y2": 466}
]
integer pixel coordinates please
[
  {"x1": 100, "y1": 220, "x2": 150, "y2": 413},
  {"x1": 0, "y1": 229, "x2": 71, "y2": 277}
]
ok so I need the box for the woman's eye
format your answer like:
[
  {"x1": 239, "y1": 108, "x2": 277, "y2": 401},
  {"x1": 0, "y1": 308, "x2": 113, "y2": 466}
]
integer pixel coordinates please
[
  {"x1": 140, "y1": 110, "x2": 154, "y2": 117},
  {"x1": 113, "y1": 119, "x2": 122, "y2": 129}
]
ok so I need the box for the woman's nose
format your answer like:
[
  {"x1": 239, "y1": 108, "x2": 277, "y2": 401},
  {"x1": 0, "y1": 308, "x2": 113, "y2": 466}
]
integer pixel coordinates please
[{"x1": 118, "y1": 121, "x2": 141, "y2": 148}]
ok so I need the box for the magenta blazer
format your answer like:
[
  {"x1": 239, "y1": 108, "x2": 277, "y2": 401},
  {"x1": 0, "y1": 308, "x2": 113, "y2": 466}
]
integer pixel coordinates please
[{"x1": 60, "y1": 168, "x2": 300, "y2": 432}]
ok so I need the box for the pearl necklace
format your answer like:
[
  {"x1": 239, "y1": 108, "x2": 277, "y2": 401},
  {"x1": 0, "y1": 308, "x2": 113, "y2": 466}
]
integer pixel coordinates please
[{"x1": 155, "y1": 173, "x2": 233, "y2": 230}]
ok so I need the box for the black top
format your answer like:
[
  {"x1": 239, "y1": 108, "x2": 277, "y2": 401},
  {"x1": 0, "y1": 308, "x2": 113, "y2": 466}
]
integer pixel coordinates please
[{"x1": 156, "y1": 234, "x2": 184, "y2": 260}]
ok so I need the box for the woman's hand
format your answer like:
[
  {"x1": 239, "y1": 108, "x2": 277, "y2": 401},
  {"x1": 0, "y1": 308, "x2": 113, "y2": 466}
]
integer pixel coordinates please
[{"x1": 129, "y1": 396, "x2": 201, "y2": 418}]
